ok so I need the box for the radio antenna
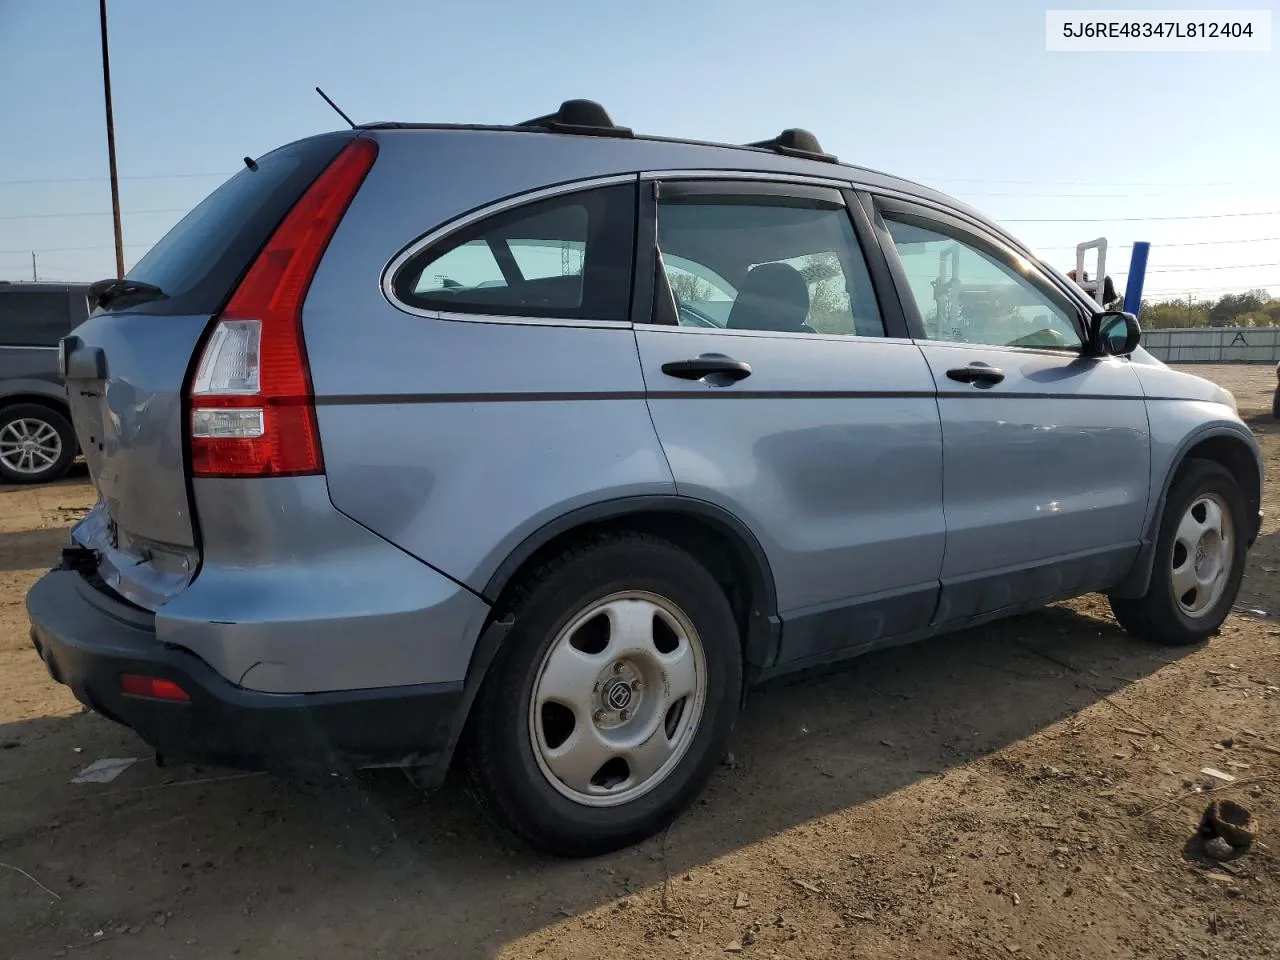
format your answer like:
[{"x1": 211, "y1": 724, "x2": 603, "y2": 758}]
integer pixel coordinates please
[{"x1": 315, "y1": 86, "x2": 356, "y2": 128}]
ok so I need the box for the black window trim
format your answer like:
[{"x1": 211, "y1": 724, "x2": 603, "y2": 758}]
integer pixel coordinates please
[
  {"x1": 634, "y1": 176, "x2": 907, "y2": 340},
  {"x1": 870, "y1": 194, "x2": 1092, "y2": 354},
  {"x1": 381, "y1": 173, "x2": 639, "y2": 329},
  {"x1": 656, "y1": 179, "x2": 846, "y2": 207}
]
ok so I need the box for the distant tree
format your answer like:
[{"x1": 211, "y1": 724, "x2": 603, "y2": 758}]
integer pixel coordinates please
[
  {"x1": 666, "y1": 270, "x2": 716, "y2": 303},
  {"x1": 1139, "y1": 299, "x2": 1210, "y2": 329},
  {"x1": 1209, "y1": 290, "x2": 1270, "y2": 326},
  {"x1": 799, "y1": 254, "x2": 853, "y2": 333}
]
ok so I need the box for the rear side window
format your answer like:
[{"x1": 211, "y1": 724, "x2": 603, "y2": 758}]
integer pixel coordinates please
[
  {"x1": 391, "y1": 184, "x2": 636, "y2": 322},
  {"x1": 0, "y1": 291, "x2": 71, "y2": 346},
  {"x1": 116, "y1": 132, "x2": 354, "y2": 316}
]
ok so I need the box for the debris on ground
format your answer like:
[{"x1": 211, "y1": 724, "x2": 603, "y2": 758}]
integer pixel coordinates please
[
  {"x1": 1199, "y1": 798, "x2": 1258, "y2": 858},
  {"x1": 70, "y1": 757, "x2": 138, "y2": 784}
]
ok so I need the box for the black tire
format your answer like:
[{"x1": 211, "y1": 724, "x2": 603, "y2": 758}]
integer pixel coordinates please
[
  {"x1": 0, "y1": 403, "x2": 76, "y2": 485},
  {"x1": 1109, "y1": 459, "x2": 1247, "y2": 646},
  {"x1": 464, "y1": 532, "x2": 742, "y2": 857}
]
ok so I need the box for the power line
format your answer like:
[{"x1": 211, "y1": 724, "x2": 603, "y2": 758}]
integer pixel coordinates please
[
  {"x1": 916, "y1": 176, "x2": 1271, "y2": 187},
  {"x1": 1146, "y1": 262, "x2": 1280, "y2": 273},
  {"x1": 0, "y1": 208, "x2": 188, "y2": 220},
  {"x1": 960, "y1": 190, "x2": 1280, "y2": 199},
  {"x1": 0, "y1": 242, "x2": 155, "y2": 255},
  {"x1": 0, "y1": 171, "x2": 233, "y2": 186},
  {"x1": 1003, "y1": 211, "x2": 1280, "y2": 224},
  {"x1": 1033, "y1": 236, "x2": 1280, "y2": 251},
  {"x1": 1142, "y1": 283, "x2": 1280, "y2": 294}
]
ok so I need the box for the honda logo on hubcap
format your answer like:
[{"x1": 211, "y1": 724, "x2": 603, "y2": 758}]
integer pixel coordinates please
[{"x1": 604, "y1": 679, "x2": 632, "y2": 711}]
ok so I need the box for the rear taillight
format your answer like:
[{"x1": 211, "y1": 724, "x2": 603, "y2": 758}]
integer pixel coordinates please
[{"x1": 189, "y1": 137, "x2": 377, "y2": 478}]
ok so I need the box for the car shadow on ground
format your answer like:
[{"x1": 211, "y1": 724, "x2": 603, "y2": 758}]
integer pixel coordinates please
[
  {"x1": 0, "y1": 460, "x2": 90, "y2": 493},
  {"x1": 1, "y1": 600, "x2": 1197, "y2": 958},
  {"x1": 0, "y1": 527, "x2": 76, "y2": 573}
]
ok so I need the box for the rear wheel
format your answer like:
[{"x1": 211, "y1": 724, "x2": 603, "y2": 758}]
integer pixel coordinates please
[
  {"x1": 0, "y1": 404, "x2": 76, "y2": 485},
  {"x1": 464, "y1": 533, "x2": 742, "y2": 857},
  {"x1": 1109, "y1": 459, "x2": 1246, "y2": 646}
]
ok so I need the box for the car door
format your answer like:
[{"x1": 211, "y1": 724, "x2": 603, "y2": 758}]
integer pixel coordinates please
[
  {"x1": 632, "y1": 177, "x2": 945, "y2": 668},
  {"x1": 0, "y1": 287, "x2": 71, "y2": 389},
  {"x1": 868, "y1": 194, "x2": 1151, "y2": 624}
]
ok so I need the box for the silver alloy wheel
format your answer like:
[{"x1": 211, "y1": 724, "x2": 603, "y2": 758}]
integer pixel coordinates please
[
  {"x1": 0, "y1": 417, "x2": 62, "y2": 476},
  {"x1": 528, "y1": 590, "x2": 708, "y2": 807},
  {"x1": 1171, "y1": 492, "x2": 1233, "y2": 618}
]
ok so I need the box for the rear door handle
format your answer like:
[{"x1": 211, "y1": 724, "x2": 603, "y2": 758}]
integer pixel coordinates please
[
  {"x1": 661, "y1": 353, "x2": 752, "y2": 386},
  {"x1": 946, "y1": 363, "x2": 1004, "y2": 386}
]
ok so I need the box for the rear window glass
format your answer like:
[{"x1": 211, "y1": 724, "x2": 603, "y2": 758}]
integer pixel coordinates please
[
  {"x1": 392, "y1": 184, "x2": 635, "y2": 322},
  {"x1": 115, "y1": 133, "x2": 353, "y2": 316},
  {"x1": 0, "y1": 291, "x2": 72, "y2": 346}
]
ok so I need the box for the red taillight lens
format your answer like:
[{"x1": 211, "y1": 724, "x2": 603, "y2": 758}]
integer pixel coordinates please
[
  {"x1": 189, "y1": 137, "x2": 378, "y2": 478},
  {"x1": 120, "y1": 674, "x2": 191, "y2": 702}
]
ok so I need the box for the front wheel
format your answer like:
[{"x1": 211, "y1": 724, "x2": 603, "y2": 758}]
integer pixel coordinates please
[
  {"x1": 1110, "y1": 459, "x2": 1247, "y2": 646},
  {"x1": 464, "y1": 533, "x2": 742, "y2": 857}
]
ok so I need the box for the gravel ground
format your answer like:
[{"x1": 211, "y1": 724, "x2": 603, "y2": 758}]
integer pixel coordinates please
[{"x1": 1, "y1": 363, "x2": 1278, "y2": 960}]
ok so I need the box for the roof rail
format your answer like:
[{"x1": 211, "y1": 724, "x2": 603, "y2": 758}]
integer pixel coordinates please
[
  {"x1": 747, "y1": 128, "x2": 837, "y2": 163},
  {"x1": 518, "y1": 99, "x2": 633, "y2": 139}
]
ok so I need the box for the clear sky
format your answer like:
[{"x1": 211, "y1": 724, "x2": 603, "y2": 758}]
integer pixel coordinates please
[{"x1": 1, "y1": 0, "x2": 1276, "y2": 301}]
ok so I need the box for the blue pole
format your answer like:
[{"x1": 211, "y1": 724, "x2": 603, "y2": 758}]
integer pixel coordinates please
[{"x1": 1124, "y1": 241, "x2": 1150, "y2": 314}]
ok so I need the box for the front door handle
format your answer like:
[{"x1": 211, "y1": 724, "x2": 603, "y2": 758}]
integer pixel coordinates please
[
  {"x1": 946, "y1": 363, "x2": 1005, "y2": 386},
  {"x1": 661, "y1": 353, "x2": 752, "y2": 386}
]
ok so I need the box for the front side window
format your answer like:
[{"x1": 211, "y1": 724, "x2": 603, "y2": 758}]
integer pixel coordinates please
[
  {"x1": 883, "y1": 216, "x2": 1082, "y2": 351},
  {"x1": 655, "y1": 194, "x2": 884, "y2": 337},
  {"x1": 392, "y1": 184, "x2": 634, "y2": 322}
]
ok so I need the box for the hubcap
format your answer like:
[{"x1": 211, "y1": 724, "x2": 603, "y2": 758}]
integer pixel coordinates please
[
  {"x1": 528, "y1": 591, "x2": 707, "y2": 807},
  {"x1": 0, "y1": 417, "x2": 62, "y2": 476},
  {"x1": 1171, "y1": 493, "x2": 1233, "y2": 618}
]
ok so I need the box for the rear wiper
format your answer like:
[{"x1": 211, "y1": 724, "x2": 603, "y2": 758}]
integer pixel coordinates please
[{"x1": 88, "y1": 278, "x2": 167, "y2": 310}]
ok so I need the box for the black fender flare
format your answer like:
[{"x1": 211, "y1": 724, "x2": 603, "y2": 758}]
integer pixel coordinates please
[
  {"x1": 1110, "y1": 422, "x2": 1262, "y2": 599},
  {"x1": 426, "y1": 496, "x2": 782, "y2": 783},
  {"x1": 480, "y1": 494, "x2": 778, "y2": 615}
]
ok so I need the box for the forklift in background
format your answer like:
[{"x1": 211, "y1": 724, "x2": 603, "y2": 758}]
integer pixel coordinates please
[
  {"x1": 925, "y1": 237, "x2": 1149, "y2": 346},
  {"x1": 1069, "y1": 237, "x2": 1151, "y2": 312}
]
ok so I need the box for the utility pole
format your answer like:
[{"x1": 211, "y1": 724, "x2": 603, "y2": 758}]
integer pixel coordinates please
[
  {"x1": 31, "y1": 251, "x2": 37, "y2": 282},
  {"x1": 99, "y1": 0, "x2": 125, "y2": 279}
]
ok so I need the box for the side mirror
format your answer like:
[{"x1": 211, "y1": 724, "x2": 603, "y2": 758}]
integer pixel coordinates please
[{"x1": 1088, "y1": 310, "x2": 1141, "y2": 357}]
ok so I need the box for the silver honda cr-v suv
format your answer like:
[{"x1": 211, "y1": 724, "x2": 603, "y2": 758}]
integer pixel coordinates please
[{"x1": 26, "y1": 101, "x2": 1263, "y2": 857}]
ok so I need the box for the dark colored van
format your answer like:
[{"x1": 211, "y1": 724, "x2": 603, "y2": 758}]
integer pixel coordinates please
[{"x1": 0, "y1": 281, "x2": 90, "y2": 483}]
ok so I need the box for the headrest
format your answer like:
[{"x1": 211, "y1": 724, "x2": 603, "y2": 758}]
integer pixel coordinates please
[{"x1": 726, "y1": 262, "x2": 811, "y2": 332}]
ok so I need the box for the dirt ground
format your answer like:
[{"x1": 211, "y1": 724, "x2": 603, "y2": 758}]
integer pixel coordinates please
[{"x1": 2, "y1": 363, "x2": 1279, "y2": 960}]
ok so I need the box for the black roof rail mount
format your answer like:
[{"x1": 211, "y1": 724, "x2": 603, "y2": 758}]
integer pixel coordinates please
[
  {"x1": 748, "y1": 128, "x2": 837, "y2": 163},
  {"x1": 519, "y1": 99, "x2": 633, "y2": 139}
]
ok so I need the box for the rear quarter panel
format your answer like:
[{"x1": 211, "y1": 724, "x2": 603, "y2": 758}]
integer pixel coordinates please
[
  {"x1": 304, "y1": 133, "x2": 689, "y2": 592},
  {"x1": 309, "y1": 317, "x2": 675, "y2": 592},
  {"x1": 159, "y1": 476, "x2": 490, "y2": 692}
]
